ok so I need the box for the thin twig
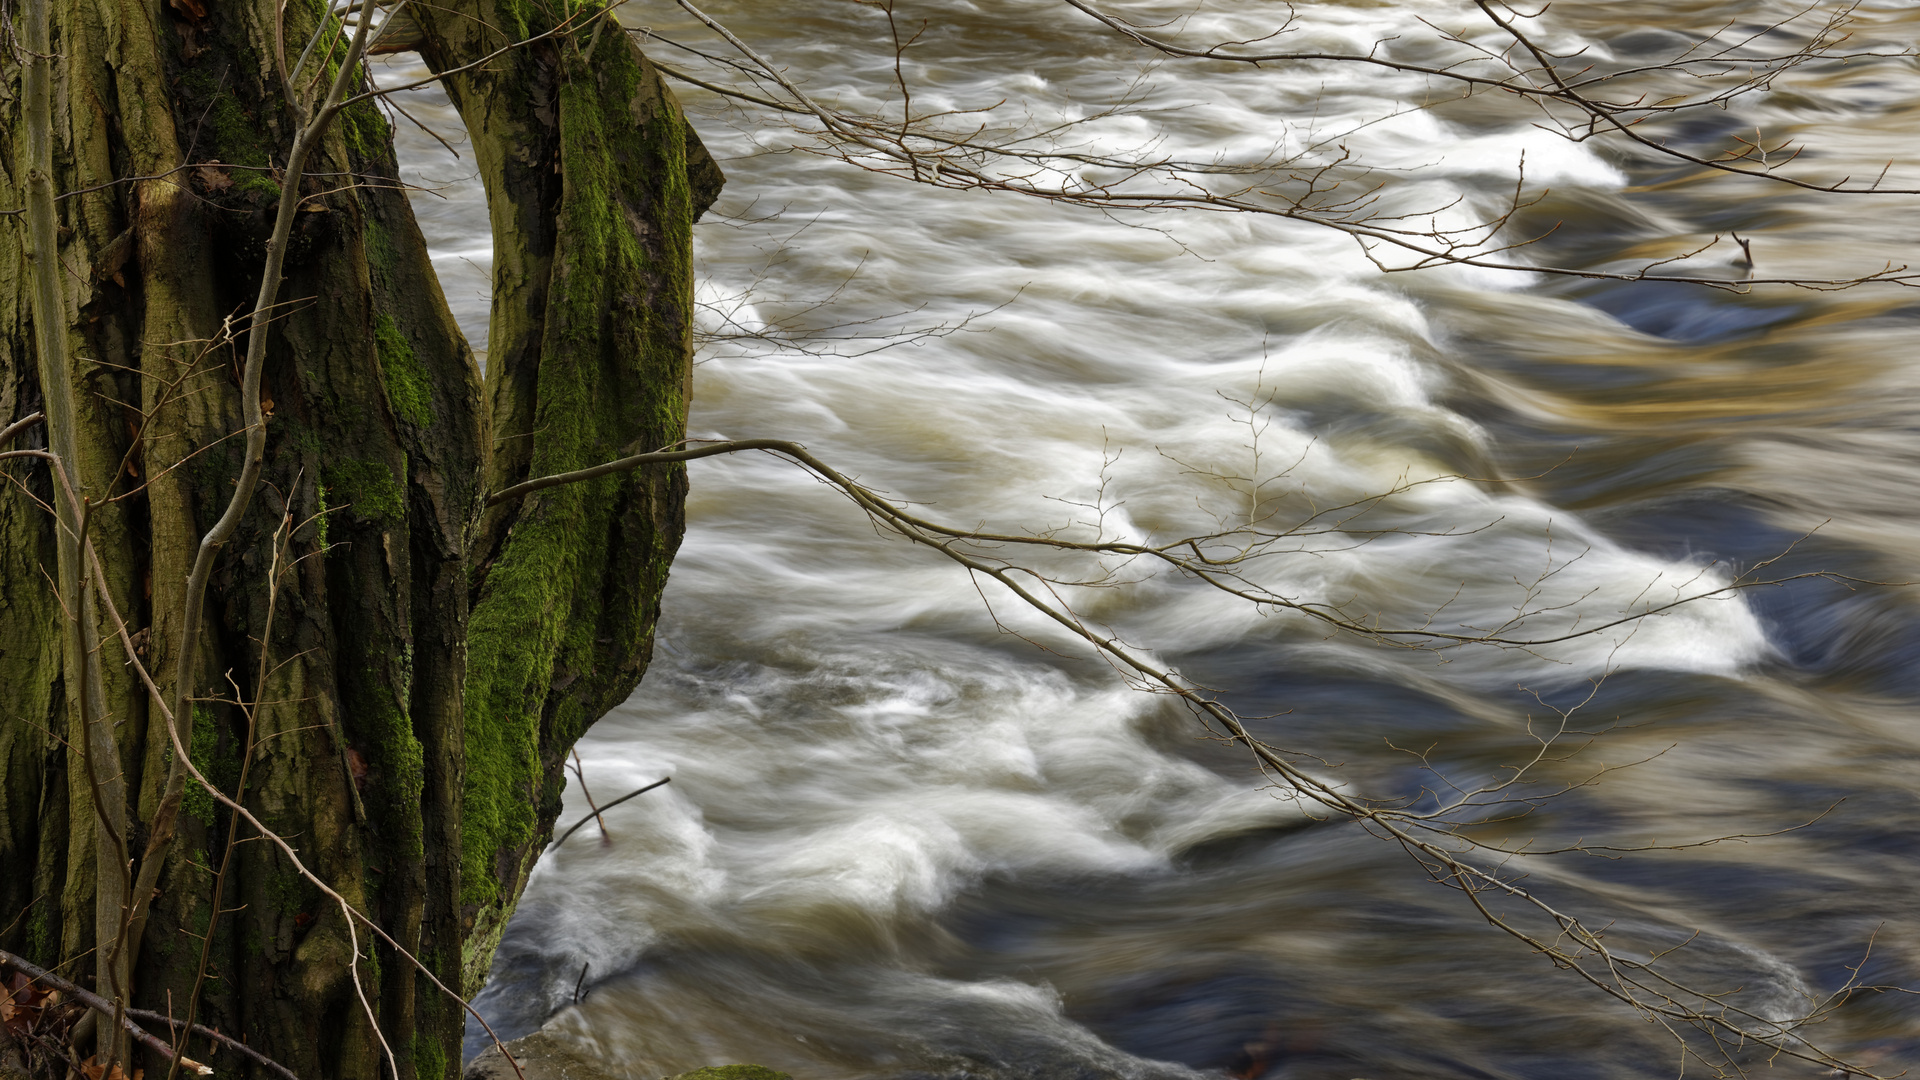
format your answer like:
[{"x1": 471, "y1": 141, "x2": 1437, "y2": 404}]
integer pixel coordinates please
[
  {"x1": 549, "y1": 778, "x2": 671, "y2": 850},
  {"x1": 0, "y1": 950, "x2": 212, "y2": 1075},
  {"x1": 124, "y1": 1009, "x2": 301, "y2": 1080}
]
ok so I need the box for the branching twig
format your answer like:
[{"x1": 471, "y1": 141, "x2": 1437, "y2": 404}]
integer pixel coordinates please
[{"x1": 0, "y1": 950, "x2": 212, "y2": 1075}]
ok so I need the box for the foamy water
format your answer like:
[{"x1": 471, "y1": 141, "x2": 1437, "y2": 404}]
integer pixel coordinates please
[{"x1": 380, "y1": 1, "x2": 1920, "y2": 1074}]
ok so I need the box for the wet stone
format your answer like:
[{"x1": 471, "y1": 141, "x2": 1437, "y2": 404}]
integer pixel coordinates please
[
  {"x1": 464, "y1": 1032, "x2": 793, "y2": 1080},
  {"x1": 464, "y1": 1032, "x2": 619, "y2": 1080}
]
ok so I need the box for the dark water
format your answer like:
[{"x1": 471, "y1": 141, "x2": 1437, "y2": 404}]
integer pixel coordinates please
[{"x1": 381, "y1": 1, "x2": 1920, "y2": 1075}]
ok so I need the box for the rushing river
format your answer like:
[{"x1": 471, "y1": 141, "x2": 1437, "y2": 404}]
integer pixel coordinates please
[{"x1": 378, "y1": 1, "x2": 1920, "y2": 1075}]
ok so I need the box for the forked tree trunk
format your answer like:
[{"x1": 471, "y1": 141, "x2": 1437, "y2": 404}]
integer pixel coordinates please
[{"x1": 0, "y1": 0, "x2": 720, "y2": 1069}]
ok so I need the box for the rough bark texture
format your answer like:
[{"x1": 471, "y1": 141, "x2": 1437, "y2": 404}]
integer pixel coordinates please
[
  {"x1": 0, "y1": 0, "x2": 718, "y2": 1071},
  {"x1": 410, "y1": 1, "x2": 723, "y2": 993}
]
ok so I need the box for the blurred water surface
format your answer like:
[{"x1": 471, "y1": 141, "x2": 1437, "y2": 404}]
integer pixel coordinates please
[{"x1": 377, "y1": 1, "x2": 1920, "y2": 1075}]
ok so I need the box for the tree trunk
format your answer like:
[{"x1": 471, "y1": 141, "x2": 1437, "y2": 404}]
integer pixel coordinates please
[
  {"x1": 408, "y1": 0, "x2": 724, "y2": 995},
  {"x1": 0, "y1": 0, "x2": 719, "y2": 1070}
]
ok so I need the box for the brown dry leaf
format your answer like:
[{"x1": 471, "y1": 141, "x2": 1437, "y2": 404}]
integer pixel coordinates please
[
  {"x1": 195, "y1": 163, "x2": 233, "y2": 193},
  {"x1": 168, "y1": 0, "x2": 208, "y2": 20},
  {"x1": 81, "y1": 1055, "x2": 141, "y2": 1080},
  {"x1": 2, "y1": 974, "x2": 50, "y2": 1035}
]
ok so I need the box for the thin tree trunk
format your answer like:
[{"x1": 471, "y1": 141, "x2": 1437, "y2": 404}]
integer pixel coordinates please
[
  {"x1": 411, "y1": 1, "x2": 723, "y2": 992},
  {"x1": 19, "y1": 0, "x2": 131, "y2": 1059}
]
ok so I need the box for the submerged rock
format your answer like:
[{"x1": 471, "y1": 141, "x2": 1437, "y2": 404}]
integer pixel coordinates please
[
  {"x1": 465, "y1": 1032, "x2": 620, "y2": 1080},
  {"x1": 463, "y1": 1031, "x2": 793, "y2": 1080}
]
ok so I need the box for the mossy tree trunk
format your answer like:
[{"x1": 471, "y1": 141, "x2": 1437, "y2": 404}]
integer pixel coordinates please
[
  {"x1": 0, "y1": 0, "x2": 718, "y2": 1070},
  {"x1": 408, "y1": 0, "x2": 724, "y2": 994}
]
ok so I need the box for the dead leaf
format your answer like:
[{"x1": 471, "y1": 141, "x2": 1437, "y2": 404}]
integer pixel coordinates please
[
  {"x1": 2, "y1": 972, "x2": 52, "y2": 1035},
  {"x1": 168, "y1": 0, "x2": 208, "y2": 20},
  {"x1": 195, "y1": 163, "x2": 233, "y2": 193},
  {"x1": 80, "y1": 1056, "x2": 144, "y2": 1080}
]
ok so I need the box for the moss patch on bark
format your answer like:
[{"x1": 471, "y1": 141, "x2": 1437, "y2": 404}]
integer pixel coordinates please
[{"x1": 453, "y1": 15, "x2": 715, "y2": 992}]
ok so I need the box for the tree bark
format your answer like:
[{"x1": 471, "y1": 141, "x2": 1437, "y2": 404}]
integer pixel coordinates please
[
  {"x1": 0, "y1": 0, "x2": 718, "y2": 1071},
  {"x1": 410, "y1": 0, "x2": 723, "y2": 994}
]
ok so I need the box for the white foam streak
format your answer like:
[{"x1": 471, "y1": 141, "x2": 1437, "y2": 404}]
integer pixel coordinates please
[{"x1": 455, "y1": 0, "x2": 1787, "y2": 1066}]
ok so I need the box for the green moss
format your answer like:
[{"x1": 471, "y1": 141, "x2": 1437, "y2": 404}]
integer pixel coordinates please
[
  {"x1": 323, "y1": 457, "x2": 406, "y2": 523},
  {"x1": 283, "y1": 417, "x2": 324, "y2": 460},
  {"x1": 147, "y1": 897, "x2": 207, "y2": 967},
  {"x1": 178, "y1": 67, "x2": 282, "y2": 201},
  {"x1": 460, "y1": 26, "x2": 702, "y2": 992},
  {"x1": 341, "y1": 98, "x2": 392, "y2": 161},
  {"x1": 364, "y1": 216, "x2": 396, "y2": 277},
  {"x1": 413, "y1": 958, "x2": 452, "y2": 1078},
  {"x1": 190, "y1": 899, "x2": 214, "y2": 942},
  {"x1": 269, "y1": 863, "x2": 307, "y2": 918},
  {"x1": 363, "y1": 674, "x2": 425, "y2": 861},
  {"x1": 375, "y1": 314, "x2": 433, "y2": 428},
  {"x1": 180, "y1": 704, "x2": 225, "y2": 826},
  {"x1": 460, "y1": 497, "x2": 585, "y2": 896},
  {"x1": 283, "y1": 421, "x2": 332, "y2": 546},
  {"x1": 234, "y1": 171, "x2": 283, "y2": 202},
  {"x1": 180, "y1": 70, "x2": 270, "y2": 167},
  {"x1": 180, "y1": 703, "x2": 216, "y2": 818},
  {"x1": 413, "y1": 1030, "x2": 449, "y2": 1080},
  {"x1": 25, "y1": 903, "x2": 55, "y2": 962}
]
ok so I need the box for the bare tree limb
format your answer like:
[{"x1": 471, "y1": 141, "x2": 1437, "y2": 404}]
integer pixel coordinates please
[{"x1": 0, "y1": 950, "x2": 213, "y2": 1075}]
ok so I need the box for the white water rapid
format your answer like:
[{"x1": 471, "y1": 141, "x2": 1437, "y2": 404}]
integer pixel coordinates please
[{"x1": 377, "y1": 1, "x2": 1920, "y2": 1075}]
